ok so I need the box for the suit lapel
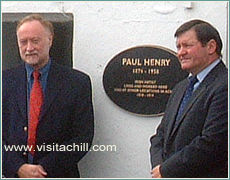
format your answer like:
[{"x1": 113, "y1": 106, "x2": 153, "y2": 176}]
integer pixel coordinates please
[
  {"x1": 170, "y1": 86, "x2": 206, "y2": 137},
  {"x1": 40, "y1": 63, "x2": 63, "y2": 121},
  {"x1": 168, "y1": 61, "x2": 226, "y2": 138},
  {"x1": 15, "y1": 66, "x2": 28, "y2": 122},
  {"x1": 166, "y1": 81, "x2": 187, "y2": 140}
]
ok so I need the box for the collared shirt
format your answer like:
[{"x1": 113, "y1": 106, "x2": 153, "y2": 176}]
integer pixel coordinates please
[
  {"x1": 25, "y1": 59, "x2": 51, "y2": 96},
  {"x1": 190, "y1": 59, "x2": 221, "y2": 92},
  {"x1": 25, "y1": 59, "x2": 51, "y2": 163}
]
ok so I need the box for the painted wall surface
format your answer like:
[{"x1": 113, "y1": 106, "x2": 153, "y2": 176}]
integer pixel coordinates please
[{"x1": 2, "y1": 1, "x2": 228, "y2": 178}]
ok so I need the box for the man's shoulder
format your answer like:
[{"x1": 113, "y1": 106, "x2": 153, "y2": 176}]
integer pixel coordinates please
[
  {"x1": 51, "y1": 62, "x2": 91, "y2": 84},
  {"x1": 206, "y1": 61, "x2": 228, "y2": 86},
  {"x1": 173, "y1": 78, "x2": 188, "y2": 90},
  {"x1": 3, "y1": 64, "x2": 25, "y2": 80}
]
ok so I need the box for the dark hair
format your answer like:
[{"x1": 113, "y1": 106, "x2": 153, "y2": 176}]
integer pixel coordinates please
[
  {"x1": 16, "y1": 14, "x2": 54, "y2": 36},
  {"x1": 174, "y1": 19, "x2": 222, "y2": 56}
]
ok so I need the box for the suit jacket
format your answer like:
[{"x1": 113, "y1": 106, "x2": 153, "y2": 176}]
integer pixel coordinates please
[
  {"x1": 3, "y1": 62, "x2": 94, "y2": 178},
  {"x1": 150, "y1": 61, "x2": 228, "y2": 178}
]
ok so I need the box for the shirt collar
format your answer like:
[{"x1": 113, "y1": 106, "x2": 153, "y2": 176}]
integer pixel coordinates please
[
  {"x1": 188, "y1": 58, "x2": 221, "y2": 83},
  {"x1": 25, "y1": 59, "x2": 51, "y2": 82}
]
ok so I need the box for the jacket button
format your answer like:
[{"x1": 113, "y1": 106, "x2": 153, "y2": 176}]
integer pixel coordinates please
[
  {"x1": 24, "y1": 126, "x2": 28, "y2": 132},
  {"x1": 23, "y1": 152, "x2": 27, "y2": 156}
]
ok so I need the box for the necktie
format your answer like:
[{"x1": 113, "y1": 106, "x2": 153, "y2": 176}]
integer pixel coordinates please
[
  {"x1": 175, "y1": 76, "x2": 198, "y2": 125},
  {"x1": 28, "y1": 71, "x2": 43, "y2": 156}
]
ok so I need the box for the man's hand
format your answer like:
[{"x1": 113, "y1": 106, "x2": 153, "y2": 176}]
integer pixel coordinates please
[
  {"x1": 151, "y1": 165, "x2": 162, "y2": 178},
  {"x1": 17, "y1": 164, "x2": 47, "y2": 178}
]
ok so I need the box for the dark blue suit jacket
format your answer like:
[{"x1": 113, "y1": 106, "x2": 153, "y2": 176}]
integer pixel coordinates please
[
  {"x1": 150, "y1": 61, "x2": 228, "y2": 178},
  {"x1": 3, "y1": 62, "x2": 94, "y2": 178}
]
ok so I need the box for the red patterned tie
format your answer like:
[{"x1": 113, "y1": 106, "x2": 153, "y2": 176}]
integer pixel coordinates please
[{"x1": 28, "y1": 71, "x2": 43, "y2": 156}]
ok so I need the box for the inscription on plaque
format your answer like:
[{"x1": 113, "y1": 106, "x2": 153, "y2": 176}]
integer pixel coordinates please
[{"x1": 103, "y1": 46, "x2": 188, "y2": 116}]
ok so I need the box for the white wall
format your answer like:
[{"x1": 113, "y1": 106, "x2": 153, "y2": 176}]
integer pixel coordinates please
[{"x1": 2, "y1": 1, "x2": 228, "y2": 178}]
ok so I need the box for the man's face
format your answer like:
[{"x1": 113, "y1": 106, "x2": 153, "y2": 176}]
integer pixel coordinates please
[
  {"x1": 17, "y1": 20, "x2": 53, "y2": 69},
  {"x1": 176, "y1": 29, "x2": 210, "y2": 75}
]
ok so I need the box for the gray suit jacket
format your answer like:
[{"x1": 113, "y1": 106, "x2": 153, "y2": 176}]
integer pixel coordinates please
[{"x1": 150, "y1": 61, "x2": 228, "y2": 178}]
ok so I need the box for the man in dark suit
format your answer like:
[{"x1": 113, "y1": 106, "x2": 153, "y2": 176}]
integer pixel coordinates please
[
  {"x1": 150, "y1": 19, "x2": 228, "y2": 178},
  {"x1": 3, "y1": 14, "x2": 94, "y2": 178}
]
